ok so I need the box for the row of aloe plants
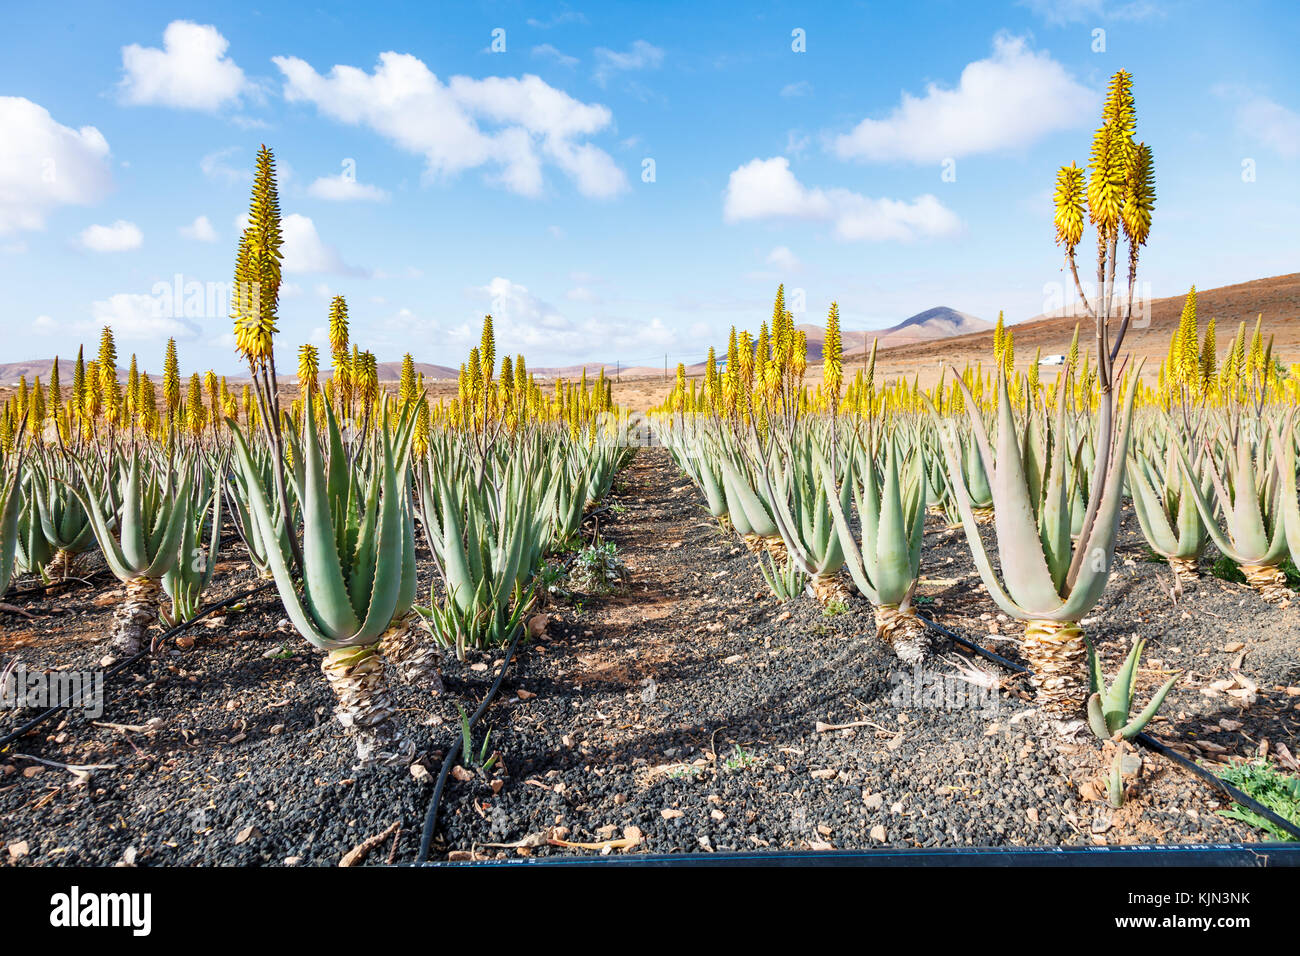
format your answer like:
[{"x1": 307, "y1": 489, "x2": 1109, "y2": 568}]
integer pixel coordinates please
[
  {"x1": 0, "y1": 143, "x2": 633, "y2": 768},
  {"x1": 652, "y1": 72, "x2": 1299, "y2": 742}
]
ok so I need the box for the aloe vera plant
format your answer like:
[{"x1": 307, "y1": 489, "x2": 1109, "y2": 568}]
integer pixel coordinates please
[
  {"x1": 821, "y1": 430, "x2": 929, "y2": 661},
  {"x1": 1277, "y1": 414, "x2": 1300, "y2": 572},
  {"x1": 1128, "y1": 425, "x2": 1211, "y2": 581},
  {"x1": 13, "y1": 482, "x2": 53, "y2": 582},
  {"x1": 759, "y1": 551, "x2": 807, "y2": 603},
  {"x1": 1086, "y1": 638, "x2": 1180, "y2": 807},
  {"x1": 31, "y1": 456, "x2": 100, "y2": 581},
  {"x1": 1172, "y1": 421, "x2": 1289, "y2": 603},
  {"x1": 777, "y1": 435, "x2": 849, "y2": 602},
  {"x1": 0, "y1": 459, "x2": 23, "y2": 607},
  {"x1": 70, "y1": 451, "x2": 193, "y2": 656},
  {"x1": 932, "y1": 368, "x2": 1142, "y2": 715},
  {"x1": 415, "y1": 453, "x2": 541, "y2": 658},
  {"x1": 225, "y1": 440, "x2": 299, "y2": 579},
  {"x1": 161, "y1": 461, "x2": 224, "y2": 624},
  {"x1": 230, "y1": 397, "x2": 418, "y2": 767}
]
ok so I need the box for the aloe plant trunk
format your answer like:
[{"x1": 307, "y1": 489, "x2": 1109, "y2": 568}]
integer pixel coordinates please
[
  {"x1": 873, "y1": 605, "x2": 929, "y2": 664},
  {"x1": 1022, "y1": 620, "x2": 1086, "y2": 711},
  {"x1": 377, "y1": 612, "x2": 444, "y2": 691},
  {"x1": 321, "y1": 645, "x2": 408, "y2": 766},
  {"x1": 49, "y1": 548, "x2": 79, "y2": 581},
  {"x1": 112, "y1": 577, "x2": 162, "y2": 656}
]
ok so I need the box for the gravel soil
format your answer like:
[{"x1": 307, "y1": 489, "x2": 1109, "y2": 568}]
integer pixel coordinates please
[{"x1": 1, "y1": 447, "x2": 1297, "y2": 865}]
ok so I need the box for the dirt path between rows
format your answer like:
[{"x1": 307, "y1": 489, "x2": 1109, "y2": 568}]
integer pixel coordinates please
[{"x1": 434, "y1": 447, "x2": 1265, "y2": 857}]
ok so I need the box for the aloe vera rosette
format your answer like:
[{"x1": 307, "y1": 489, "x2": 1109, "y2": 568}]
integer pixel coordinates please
[
  {"x1": 161, "y1": 460, "x2": 225, "y2": 624},
  {"x1": 931, "y1": 368, "x2": 1141, "y2": 716},
  {"x1": 0, "y1": 460, "x2": 23, "y2": 603},
  {"x1": 69, "y1": 452, "x2": 193, "y2": 657},
  {"x1": 31, "y1": 456, "x2": 100, "y2": 581},
  {"x1": 821, "y1": 431, "x2": 929, "y2": 660},
  {"x1": 229, "y1": 398, "x2": 418, "y2": 767},
  {"x1": 1127, "y1": 426, "x2": 1211, "y2": 581},
  {"x1": 1173, "y1": 423, "x2": 1289, "y2": 603},
  {"x1": 1085, "y1": 638, "x2": 1180, "y2": 808}
]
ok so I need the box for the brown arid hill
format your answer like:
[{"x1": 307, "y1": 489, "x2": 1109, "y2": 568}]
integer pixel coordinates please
[
  {"x1": 0, "y1": 357, "x2": 89, "y2": 386},
  {"x1": 866, "y1": 273, "x2": 1300, "y2": 390},
  {"x1": 377, "y1": 360, "x2": 661, "y2": 382},
  {"x1": 374, "y1": 360, "x2": 459, "y2": 382},
  {"x1": 630, "y1": 273, "x2": 1300, "y2": 409},
  {"x1": 801, "y1": 306, "x2": 994, "y2": 360},
  {"x1": 683, "y1": 306, "x2": 992, "y2": 371}
]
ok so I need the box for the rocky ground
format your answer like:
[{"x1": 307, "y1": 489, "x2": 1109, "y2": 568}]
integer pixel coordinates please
[{"x1": 1, "y1": 447, "x2": 1297, "y2": 865}]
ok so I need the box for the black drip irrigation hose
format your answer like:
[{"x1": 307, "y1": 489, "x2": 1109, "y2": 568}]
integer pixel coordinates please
[
  {"x1": 0, "y1": 581, "x2": 275, "y2": 751},
  {"x1": 413, "y1": 503, "x2": 612, "y2": 863},
  {"x1": 918, "y1": 612, "x2": 1300, "y2": 843},
  {"x1": 428, "y1": 841, "x2": 1300, "y2": 867},
  {"x1": 416, "y1": 623, "x2": 526, "y2": 863}
]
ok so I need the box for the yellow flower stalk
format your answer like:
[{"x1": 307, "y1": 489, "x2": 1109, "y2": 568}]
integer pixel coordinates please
[
  {"x1": 298, "y1": 343, "x2": 320, "y2": 397},
  {"x1": 232, "y1": 145, "x2": 283, "y2": 369},
  {"x1": 1053, "y1": 162, "x2": 1086, "y2": 249}
]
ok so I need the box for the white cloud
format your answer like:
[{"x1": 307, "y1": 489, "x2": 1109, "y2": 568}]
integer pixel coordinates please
[
  {"x1": 273, "y1": 52, "x2": 626, "y2": 199},
  {"x1": 462, "y1": 277, "x2": 675, "y2": 361},
  {"x1": 1019, "y1": 0, "x2": 1164, "y2": 24},
  {"x1": 533, "y1": 44, "x2": 578, "y2": 68},
  {"x1": 78, "y1": 219, "x2": 143, "y2": 252},
  {"x1": 179, "y1": 214, "x2": 217, "y2": 241},
  {"x1": 119, "y1": 21, "x2": 249, "y2": 111},
  {"x1": 307, "y1": 173, "x2": 390, "y2": 202},
  {"x1": 1220, "y1": 87, "x2": 1300, "y2": 159},
  {"x1": 831, "y1": 34, "x2": 1096, "y2": 163},
  {"x1": 723, "y1": 157, "x2": 961, "y2": 242},
  {"x1": 766, "y1": 246, "x2": 801, "y2": 271},
  {"x1": 528, "y1": 11, "x2": 587, "y2": 28},
  {"x1": 90, "y1": 292, "x2": 201, "y2": 340},
  {"x1": 281, "y1": 213, "x2": 367, "y2": 275},
  {"x1": 0, "y1": 97, "x2": 112, "y2": 235},
  {"x1": 593, "y1": 40, "x2": 664, "y2": 86},
  {"x1": 781, "y1": 81, "x2": 813, "y2": 98},
  {"x1": 200, "y1": 147, "x2": 248, "y2": 184}
]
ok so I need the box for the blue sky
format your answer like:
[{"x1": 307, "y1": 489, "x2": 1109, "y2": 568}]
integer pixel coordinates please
[{"x1": 1, "y1": 0, "x2": 1297, "y2": 375}]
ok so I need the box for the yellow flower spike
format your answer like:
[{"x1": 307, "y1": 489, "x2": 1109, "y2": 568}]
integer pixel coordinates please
[
  {"x1": 298, "y1": 343, "x2": 320, "y2": 397},
  {"x1": 1053, "y1": 163, "x2": 1086, "y2": 249},
  {"x1": 1121, "y1": 142, "x2": 1155, "y2": 248},
  {"x1": 398, "y1": 353, "x2": 416, "y2": 408}
]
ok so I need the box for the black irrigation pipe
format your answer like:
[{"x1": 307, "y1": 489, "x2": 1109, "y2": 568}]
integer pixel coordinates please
[
  {"x1": 0, "y1": 581, "x2": 276, "y2": 752},
  {"x1": 413, "y1": 505, "x2": 610, "y2": 863},
  {"x1": 425, "y1": 842, "x2": 1300, "y2": 867},
  {"x1": 917, "y1": 612, "x2": 1300, "y2": 843},
  {"x1": 416, "y1": 623, "x2": 527, "y2": 863}
]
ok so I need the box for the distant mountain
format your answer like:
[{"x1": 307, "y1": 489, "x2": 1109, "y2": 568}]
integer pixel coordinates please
[
  {"x1": 881, "y1": 306, "x2": 993, "y2": 344},
  {"x1": 0, "y1": 358, "x2": 77, "y2": 386},
  {"x1": 794, "y1": 306, "x2": 992, "y2": 362},
  {"x1": 374, "y1": 360, "x2": 458, "y2": 382}
]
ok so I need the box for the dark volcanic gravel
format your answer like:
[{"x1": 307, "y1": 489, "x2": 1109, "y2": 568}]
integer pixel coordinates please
[
  {"x1": 1, "y1": 446, "x2": 1297, "y2": 865},
  {"x1": 433, "y1": 448, "x2": 1297, "y2": 859}
]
